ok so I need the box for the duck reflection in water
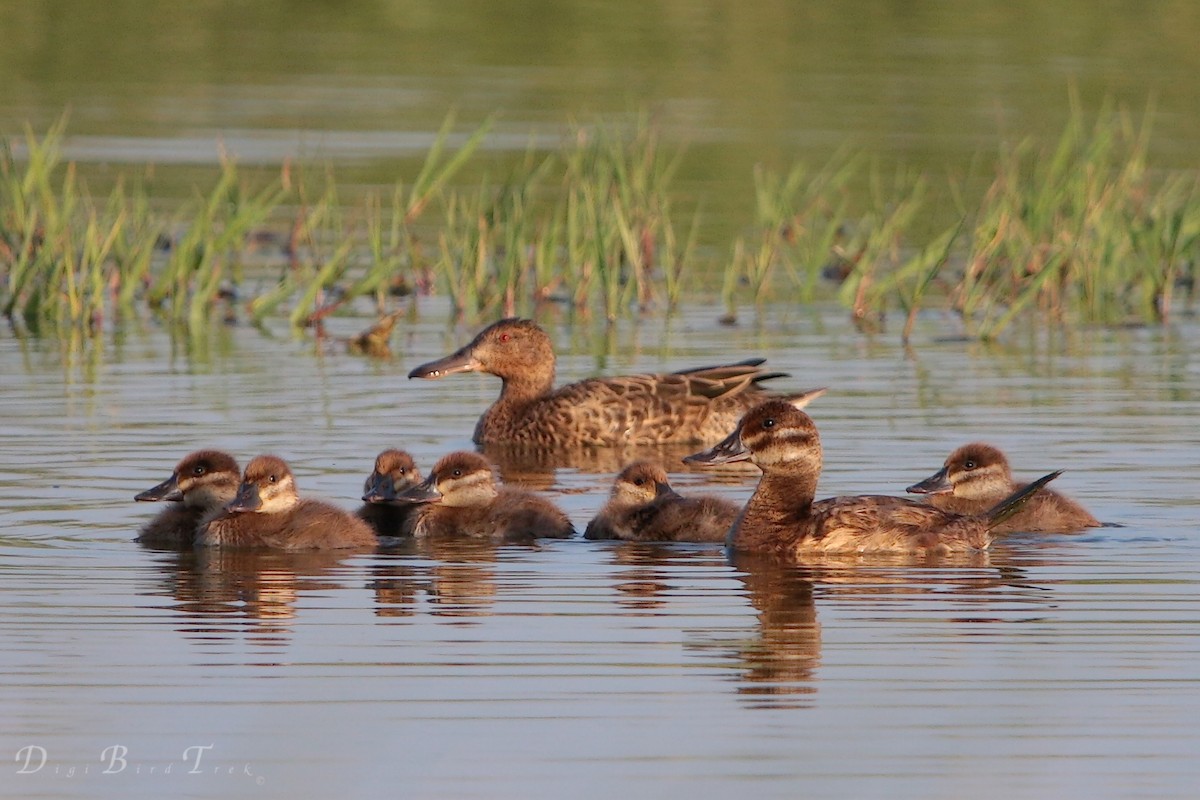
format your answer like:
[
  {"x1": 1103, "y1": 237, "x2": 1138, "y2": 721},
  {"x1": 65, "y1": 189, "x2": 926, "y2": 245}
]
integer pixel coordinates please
[
  {"x1": 368, "y1": 537, "x2": 506, "y2": 620},
  {"x1": 142, "y1": 548, "x2": 359, "y2": 647}
]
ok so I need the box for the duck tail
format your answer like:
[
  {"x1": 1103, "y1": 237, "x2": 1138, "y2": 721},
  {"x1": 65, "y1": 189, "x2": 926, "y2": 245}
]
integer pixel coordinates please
[{"x1": 984, "y1": 470, "x2": 1062, "y2": 530}]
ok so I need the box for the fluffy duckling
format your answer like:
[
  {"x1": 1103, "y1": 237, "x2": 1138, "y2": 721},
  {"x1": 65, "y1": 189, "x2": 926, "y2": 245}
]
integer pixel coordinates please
[
  {"x1": 906, "y1": 442, "x2": 1099, "y2": 534},
  {"x1": 685, "y1": 400, "x2": 1060, "y2": 558},
  {"x1": 135, "y1": 450, "x2": 241, "y2": 545},
  {"x1": 585, "y1": 461, "x2": 738, "y2": 543},
  {"x1": 408, "y1": 317, "x2": 826, "y2": 447},
  {"x1": 198, "y1": 455, "x2": 378, "y2": 550},
  {"x1": 357, "y1": 449, "x2": 423, "y2": 537},
  {"x1": 383, "y1": 451, "x2": 575, "y2": 542}
]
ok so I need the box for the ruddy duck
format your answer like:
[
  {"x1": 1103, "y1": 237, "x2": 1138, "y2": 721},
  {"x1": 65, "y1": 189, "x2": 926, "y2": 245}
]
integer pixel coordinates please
[
  {"x1": 357, "y1": 449, "x2": 423, "y2": 537},
  {"x1": 906, "y1": 442, "x2": 1098, "y2": 533},
  {"x1": 407, "y1": 318, "x2": 826, "y2": 447},
  {"x1": 685, "y1": 401, "x2": 1059, "y2": 557},
  {"x1": 382, "y1": 451, "x2": 574, "y2": 542},
  {"x1": 585, "y1": 461, "x2": 738, "y2": 543},
  {"x1": 135, "y1": 450, "x2": 241, "y2": 545},
  {"x1": 198, "y1": 455, "x2": 377, "y2": 550}
]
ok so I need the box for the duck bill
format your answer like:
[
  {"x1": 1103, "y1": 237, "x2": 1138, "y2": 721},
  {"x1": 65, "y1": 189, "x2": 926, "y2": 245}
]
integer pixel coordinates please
[
  {"x1": 392, "y1": 476, "x2": 443, "y2": 505},
  {"x1": 654, "y1": 482, "x2": 683, "y2": 500},
  {"x1": 361, "y1": 472, "x2": 394, "y2": 503},
  {"x1": 407, "y1": 346, "x2": 481, "y2": 380},
  {"x1": 224, "y1": 482, "x2": 264, "y2": 513},
  {"x1": 683, "y1": 429, "x2": 751, "y2": 466},
  {"x1": 135, "y1": 474, "x2": 182, "y2": 502},
  {"x1": 906, "y1": 467, "x2": 952, "y2": 495}
]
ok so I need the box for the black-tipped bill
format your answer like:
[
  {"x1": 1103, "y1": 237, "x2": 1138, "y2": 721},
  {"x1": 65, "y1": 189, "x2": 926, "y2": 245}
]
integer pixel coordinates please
[
  {"x1": 906, "y1": 467, "x2": 952, "y2": 495},
  {"x1": 135, "y1": 474, "x2": 182, "y2": 503},
  {"x1": 683, "y1": 428, "x2": 751, "y2": 466}
]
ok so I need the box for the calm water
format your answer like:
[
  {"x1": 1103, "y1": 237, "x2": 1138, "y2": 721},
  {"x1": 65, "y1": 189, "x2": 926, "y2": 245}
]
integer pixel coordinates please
[
  {"x1": 4, "y1": 2, "x2": 1200, "y2": 797},
  {"x1": 2, "y1": 303, "x2": 1199, "y2": 798}
]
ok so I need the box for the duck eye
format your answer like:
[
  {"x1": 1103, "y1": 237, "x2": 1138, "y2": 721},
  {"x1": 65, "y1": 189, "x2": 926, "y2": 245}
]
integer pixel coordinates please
[
  {"x1": 762, "y1": 418, "x2": 775, "y2": 429},
  {"x1": 452, "y1": 469, "x2": 462, "y2": 478},
  {"x1": 633, "y1": 478, "x2": 645, "y2": 486},
  {"x1": 964, "y1": 460, "x2": 976, "y2": 470},
  {"x1": 268, "y1": 474, "x2": 278, "y2": 483},
  {"x1": 193, "y1": 465, "x2": 206, "y2": 476},
  {"x1": 499, "y1": 333, "x2": 511, "y2": 342}
]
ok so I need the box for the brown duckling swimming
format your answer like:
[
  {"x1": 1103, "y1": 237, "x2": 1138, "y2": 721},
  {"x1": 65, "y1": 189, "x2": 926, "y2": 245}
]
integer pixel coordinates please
[
  {"x1": 408, "y1": 317, "x2": 826, "y2": 447},
  {"x1": 198, "y1": 455, "x2": 378, "y2": 550},
  {"x1": 685, "y1": 400, "x2": 1060, "y2": 557},
  {"x1": 135, "y1": 450, "x2": 241, "y2": 545},
  {"x1": 357, "y1": 449, "x2": 423, "y2": 537},
  {"x1": 906, "y1": 442, "x2": 1098, "y2": 534},
  {"x1": 379, "y1": 451, "x2": 575, "y2": 542},
  {"x1": 585, "y1": 461, "x2": 738, "y2": 543}
]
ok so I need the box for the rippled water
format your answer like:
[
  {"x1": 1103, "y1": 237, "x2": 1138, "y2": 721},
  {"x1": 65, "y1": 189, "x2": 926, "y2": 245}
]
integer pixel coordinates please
[{"x1": 2, "y1": 304, "x2": 1198, "y2": 797}]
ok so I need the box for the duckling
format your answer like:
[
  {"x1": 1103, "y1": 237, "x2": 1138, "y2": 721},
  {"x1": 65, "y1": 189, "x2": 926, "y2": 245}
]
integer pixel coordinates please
[
  {"x1": 135, "y1": 450, "x2": 241, "y2": 545},
  {"x1": 585, "y1": 461, "x2": 738, "y2": 543},
  {"x1": 357, "y1": 449, "x2": 423, "y2": 537},
  {"x1": 198, "y1": 455, "x2": 378, "y2": 550},
  {"x1": 906, "y1": 442, "x2": 1098, "y2": 534},
  {"x1": 384, "y1": 451, "x2": 575, "y2": 542},
  {"x1": 684, "y1": 400, "x2": 1060, "y2": 557},
  {"x1": 407, "y1": 317, "x2": 826, "y2": 447}
]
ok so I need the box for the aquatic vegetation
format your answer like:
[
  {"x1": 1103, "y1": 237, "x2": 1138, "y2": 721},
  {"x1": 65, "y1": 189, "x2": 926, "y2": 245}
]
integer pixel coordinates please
[{"x1": 2, "y1": 104, "x2": 1197, "y2": 343}]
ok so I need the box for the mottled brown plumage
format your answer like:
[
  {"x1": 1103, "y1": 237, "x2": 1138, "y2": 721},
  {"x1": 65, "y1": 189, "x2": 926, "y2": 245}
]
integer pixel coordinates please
[
  {"x1": 685, "y1": 401, "x2": 1060, "y2": 558},
  {"x1": 585, "y1": 460, "x2": 738, "y2": 543},
  {"x1": 135, "y1": 450, "x2": 241, "y2": 546},
  {"x1": 906, "y1": 442, "x2": 1098, "y2": 534},
  {"x1": 199, "y1": 455, "x2": 378, "y2": 550},
  {"x1": 407, "y1": 318, "x2": 825, "y2": 447},
  {"x1": 357, "y1": 449, "x2": 423, "y2": 537},
  {"x1": 387, "y1": 451, "x2": 575, "y2": 542}
]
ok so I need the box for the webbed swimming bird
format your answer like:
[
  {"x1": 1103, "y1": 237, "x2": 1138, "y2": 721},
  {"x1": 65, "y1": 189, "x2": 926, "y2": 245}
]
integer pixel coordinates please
[
  {"x1": 407, "y1": 318, "x2": 825, "y2": 447},
  {"x1": 685, "y1": 401, "x2": 1060, "y2": 558},
  {"x1": 906, "y1": 442, "x2": 1098, "y2": 533},
  {"x1": 199, "y1": 455, "x2": 377, "y2": 550}
]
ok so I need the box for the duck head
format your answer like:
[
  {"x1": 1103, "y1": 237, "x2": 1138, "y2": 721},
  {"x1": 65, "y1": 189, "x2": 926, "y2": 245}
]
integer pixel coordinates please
[
  {"x1": 907, "y1": 442, "x2": 1011, "y2": 499},
  {"x1": 224, "y1": 455, "x2": 300, "y2": 514},
  {"x1": 361, "y1": 449, "x2": 421, "y2": 503},
  {"x1": 407, "y1": 318, "x2": 555, "y2": 389},
  {"x1": 392, "y1": 451, "x2": 499, "y2": 508},
  {"x1": 136, "y1": 449, "x2": 241, "y2": 510},
  {"x1": 684, "y1": 398, "x2": 822, "y2": 475}
]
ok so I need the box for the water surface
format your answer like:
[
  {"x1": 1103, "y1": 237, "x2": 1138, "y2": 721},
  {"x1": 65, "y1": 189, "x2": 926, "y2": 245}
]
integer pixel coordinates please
[{"x1": 2, "y1": 305, "x2": 1198, "y2": 797}]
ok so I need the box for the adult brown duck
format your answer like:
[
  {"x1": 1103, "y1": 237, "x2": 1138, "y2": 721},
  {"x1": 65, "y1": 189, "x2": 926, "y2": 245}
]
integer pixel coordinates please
[
  {"x1": 135, "y1": 450, "x2": 241, "y2": 546},
  {"x1": 685, "y1": 400, "x2": 1060, "y2": 558},
  {"x1": 906, "y1": 442, "x2": 1098, "y2": 534},
  {"x1": 584, "y1": 461, "x2": 738, "y2": 543},
  {"x1": 199, "y1": 455, "x2": 378, "y2": 550},
  {"x1": 407, "y1": 318, "x2": 825, "y2": 447}
]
